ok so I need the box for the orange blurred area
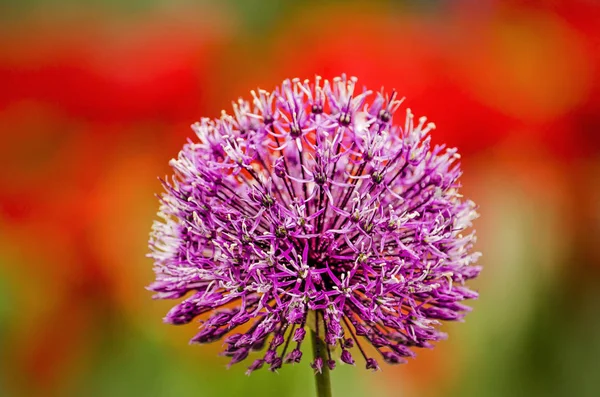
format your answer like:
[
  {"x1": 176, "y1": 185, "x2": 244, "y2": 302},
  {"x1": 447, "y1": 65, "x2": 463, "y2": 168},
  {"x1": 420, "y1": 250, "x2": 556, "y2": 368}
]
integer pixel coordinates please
[{"x1": 1, "y1": 1, "x2": 599, "y2": 397}]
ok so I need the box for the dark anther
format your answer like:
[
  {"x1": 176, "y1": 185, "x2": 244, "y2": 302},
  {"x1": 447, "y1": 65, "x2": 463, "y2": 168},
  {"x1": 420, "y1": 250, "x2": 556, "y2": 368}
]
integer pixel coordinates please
[
  {"x1": 356, "y1": 253, "x2": 368, "y2": 264},
  {"x1": 255, "y1": 240, "x2": 270, "y2": 250},
  {"x1": 205, "y1": 185, "x2": 218, "y2": 197},
  {"x1": 387, "y1": 219, "x2": 398, "y2": 231},
  {"x1": 187, "y1": 210, "x2": 198, "y2": 222},
  {"x1": 378, "y1": 109, "x2": 391, "y2": 123},
  {"x1": 262, "y1": 194, "x2": 275, "y2": 208},
  {"x1": 399, "y1": 167, "x2": 411, "y2": 180},
  {"x1": 311, "y1": 104, "x2": 323, "y2": 114},
  {"x1": 339, "y1": 113, "x2": 351, "y2": 126},
  {"x1": 264, "y1": 115, "x2": 274, "y2": 125},
  {"x1": 275, "y1": 226, "x2": 288, "y2": 238},
  {"x1": 290, "y1": 124, "x2": 302, "y2": 138},
  {"x1": 371, "y1": 172, "x2": 383, "y2": 184},
  {"x1": 430, "y1": 173, "x2": 443, "y2": 187},
  {"x1": 314, "y1": 172, "x2": 327, "y2": 185},
  {"x1": 274, "y1": 167, "x2": 285, "y2": 178}
]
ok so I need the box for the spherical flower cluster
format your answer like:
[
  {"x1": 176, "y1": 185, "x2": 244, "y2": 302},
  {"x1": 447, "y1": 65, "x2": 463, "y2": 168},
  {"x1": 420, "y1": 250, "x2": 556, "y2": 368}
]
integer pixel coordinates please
[{"x1": 148, "y1": 75, "x2": 481, "y2": 374}]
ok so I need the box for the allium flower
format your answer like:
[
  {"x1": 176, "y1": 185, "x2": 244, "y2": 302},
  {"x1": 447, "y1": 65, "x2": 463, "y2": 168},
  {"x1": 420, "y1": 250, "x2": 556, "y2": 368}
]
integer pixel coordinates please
[{"x1": 148, "y1": 75, "x2": 481, "y2": 374}]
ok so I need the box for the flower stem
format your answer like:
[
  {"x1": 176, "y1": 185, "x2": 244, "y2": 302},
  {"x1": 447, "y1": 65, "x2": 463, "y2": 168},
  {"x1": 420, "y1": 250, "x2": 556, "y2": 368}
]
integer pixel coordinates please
[{"x1": 311, "y1": 329, "x2": 332, "y2": 397}]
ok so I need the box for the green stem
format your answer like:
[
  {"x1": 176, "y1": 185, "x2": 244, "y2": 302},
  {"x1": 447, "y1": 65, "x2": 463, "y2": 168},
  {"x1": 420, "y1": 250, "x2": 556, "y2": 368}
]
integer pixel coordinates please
[{"x1": 311, "y1": 328, "x2": 332, "y2": 397}]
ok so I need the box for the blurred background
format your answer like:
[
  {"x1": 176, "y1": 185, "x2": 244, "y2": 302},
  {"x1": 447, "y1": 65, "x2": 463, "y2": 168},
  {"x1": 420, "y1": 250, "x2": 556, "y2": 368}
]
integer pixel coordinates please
[{"x1": 1, "y1": 0, "x2": 599, "y2": 396}]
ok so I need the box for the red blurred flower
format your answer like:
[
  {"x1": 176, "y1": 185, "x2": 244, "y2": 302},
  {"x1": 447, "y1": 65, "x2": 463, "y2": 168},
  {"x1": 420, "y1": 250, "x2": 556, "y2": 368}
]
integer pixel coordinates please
[
  {"x1": 0, "y1": 6, "x2": 235, "y2": 394},
  {"x1": 241, "y1": 3, "x2": 515, "y2": 155},
  {"x1": 448, "y1": 1, "x2": 598, "y2": 158},
  {"x1": 218, "y1": 2, "x2": 597, "y2": 159},
  {"x1": 0, "y1": 10, "x2": 232, "y2": 125}
]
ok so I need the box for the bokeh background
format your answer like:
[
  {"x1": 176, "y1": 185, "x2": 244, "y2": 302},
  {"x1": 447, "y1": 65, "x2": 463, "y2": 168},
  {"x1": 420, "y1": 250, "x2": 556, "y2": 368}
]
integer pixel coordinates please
[{"x1": 1, "y1": 0, "x2": 599, "y2": 396}]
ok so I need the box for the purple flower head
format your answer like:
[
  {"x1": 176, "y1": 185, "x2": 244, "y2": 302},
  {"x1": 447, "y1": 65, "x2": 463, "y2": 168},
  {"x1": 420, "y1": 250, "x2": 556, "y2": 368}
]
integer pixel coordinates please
[{"x1": 148, "y1": 75, "x2": 481, "y2": 373}]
